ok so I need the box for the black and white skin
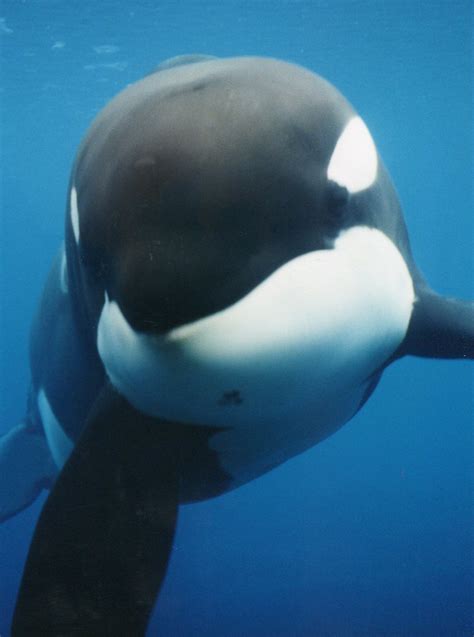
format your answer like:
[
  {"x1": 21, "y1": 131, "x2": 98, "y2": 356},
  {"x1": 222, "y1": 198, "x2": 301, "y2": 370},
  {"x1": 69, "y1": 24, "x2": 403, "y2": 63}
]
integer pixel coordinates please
[{"x1": 1, "y1": 55, "x2": 472, "y2": 636}]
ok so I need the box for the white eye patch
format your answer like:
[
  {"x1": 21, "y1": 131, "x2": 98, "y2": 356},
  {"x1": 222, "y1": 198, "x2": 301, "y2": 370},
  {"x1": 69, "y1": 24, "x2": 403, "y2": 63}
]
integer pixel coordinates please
[
  {"x1": 70, "y1": 186, "x2": 80, "y2": 244},
  {"x1": 327, "y1": 116, "x2": 378, "y2": 194}
]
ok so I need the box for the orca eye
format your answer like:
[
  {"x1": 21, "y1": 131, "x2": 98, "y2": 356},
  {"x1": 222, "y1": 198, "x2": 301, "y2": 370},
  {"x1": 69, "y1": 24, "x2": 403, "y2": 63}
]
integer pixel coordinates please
[
  {"x1": 78, "y1": 245, "x2": 108, "y2": 283},
  {"x1": 326, "y1": 180, "x2": 349, "y2": 209},
  {"x1": 327, "y1": 116, "x2": 378, "y2": 194}
]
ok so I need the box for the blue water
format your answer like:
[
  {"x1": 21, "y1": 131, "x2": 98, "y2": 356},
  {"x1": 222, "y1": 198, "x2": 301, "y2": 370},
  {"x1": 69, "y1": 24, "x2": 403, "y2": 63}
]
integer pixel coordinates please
[{"x1": 0, "y1": 1, "x2": 472, "y2": 635}]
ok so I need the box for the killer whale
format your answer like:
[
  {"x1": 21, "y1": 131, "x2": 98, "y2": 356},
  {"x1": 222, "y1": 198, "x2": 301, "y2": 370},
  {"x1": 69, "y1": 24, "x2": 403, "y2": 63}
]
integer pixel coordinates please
[{"x1": 1, "y1": 55, "x2": 472, "y2": 635}]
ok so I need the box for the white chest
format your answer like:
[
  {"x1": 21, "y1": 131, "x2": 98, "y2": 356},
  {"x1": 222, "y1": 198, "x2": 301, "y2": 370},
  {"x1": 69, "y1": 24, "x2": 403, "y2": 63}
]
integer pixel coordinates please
[{"x1": 97, "y1": 226, "x2": 414, "y2": 482}]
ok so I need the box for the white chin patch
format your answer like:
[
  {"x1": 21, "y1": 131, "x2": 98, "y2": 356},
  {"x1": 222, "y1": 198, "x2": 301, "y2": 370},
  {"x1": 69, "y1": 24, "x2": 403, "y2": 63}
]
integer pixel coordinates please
[
  {"x1": 327, "y1": 116, "x2": 378, "y2": 194},
  {"x1": 37, "y1": 389, "x2": 74, "y2": 469},
  {"x1": 97, "y1": 226, "x2": 414, "y2": 432},
  {"x1": 70, "y1": 186, "x2": 80, "y2": 244}
]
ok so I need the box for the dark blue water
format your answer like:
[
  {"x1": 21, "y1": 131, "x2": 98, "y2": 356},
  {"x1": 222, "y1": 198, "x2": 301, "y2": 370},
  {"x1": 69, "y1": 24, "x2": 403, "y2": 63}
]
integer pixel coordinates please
[{"x1": 0, "y1": 1, "x2": 472, "y2": 635}]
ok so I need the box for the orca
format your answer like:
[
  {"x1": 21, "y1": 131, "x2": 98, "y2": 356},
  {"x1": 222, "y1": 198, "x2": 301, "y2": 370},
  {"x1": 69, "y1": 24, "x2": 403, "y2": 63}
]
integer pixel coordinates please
[{"x1": 1, "y1": 55, "x2": 472, "y2": 635}]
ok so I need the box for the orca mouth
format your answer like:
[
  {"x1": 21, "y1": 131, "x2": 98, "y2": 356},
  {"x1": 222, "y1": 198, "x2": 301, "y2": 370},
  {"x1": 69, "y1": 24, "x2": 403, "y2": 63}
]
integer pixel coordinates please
[
  {"x1": 97, "y1": 226, "x2": 415, "y2": 427},
  {"x1": 108, "y1": 242, "x2": 288, "y2": 336},
  {"x1": 111, "y1": 283, "x2": 235, "y2": 336}
]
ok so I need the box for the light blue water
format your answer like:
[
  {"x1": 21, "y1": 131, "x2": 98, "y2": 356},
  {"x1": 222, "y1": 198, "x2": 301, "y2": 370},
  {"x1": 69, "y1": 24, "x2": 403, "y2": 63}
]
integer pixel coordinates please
[{"x1": 0, "y1": 1, "x2": 472, "y2": 635}]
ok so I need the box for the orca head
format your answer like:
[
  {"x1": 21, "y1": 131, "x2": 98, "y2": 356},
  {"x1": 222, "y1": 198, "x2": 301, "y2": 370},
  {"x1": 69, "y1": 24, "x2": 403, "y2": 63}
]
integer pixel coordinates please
[{"x1": 69, "y1": 58, "x2": 402, "y2": 338}]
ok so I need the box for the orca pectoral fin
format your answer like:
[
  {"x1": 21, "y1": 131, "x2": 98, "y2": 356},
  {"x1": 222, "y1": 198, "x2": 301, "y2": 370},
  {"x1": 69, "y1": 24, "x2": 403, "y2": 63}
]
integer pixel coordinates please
[
  {"x1": 0, "y1": 422, "x2": 56, "y2": 523},
  {"x1": 12, "y1": 383, "x2": 179, "y2": 637},
  {"x1": 402, "y1": 286, "x2": 474, "y2": 359}
]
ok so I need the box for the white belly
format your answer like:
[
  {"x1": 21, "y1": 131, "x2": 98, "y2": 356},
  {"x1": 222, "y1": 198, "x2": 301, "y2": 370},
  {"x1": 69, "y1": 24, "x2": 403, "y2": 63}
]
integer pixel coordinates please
[{"x1": 97, "y1": 226, "x2": 414, "y2": 483}]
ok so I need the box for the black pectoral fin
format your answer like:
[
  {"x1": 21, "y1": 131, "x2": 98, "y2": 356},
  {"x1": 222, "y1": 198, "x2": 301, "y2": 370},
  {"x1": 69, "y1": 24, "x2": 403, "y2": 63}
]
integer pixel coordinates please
[
  {"x1": 12, "y1": 383, "x2": 179, "y2": 637},
  {"x1": 402, "y1": 286, "x2": 474, "y2": 360}
]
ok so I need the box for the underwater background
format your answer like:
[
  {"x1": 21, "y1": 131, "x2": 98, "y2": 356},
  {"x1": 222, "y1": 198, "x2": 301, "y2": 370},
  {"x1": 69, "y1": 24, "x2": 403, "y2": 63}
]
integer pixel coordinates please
[{"x1": 0, "y1": 1, "x2": 472, "y2": 635}]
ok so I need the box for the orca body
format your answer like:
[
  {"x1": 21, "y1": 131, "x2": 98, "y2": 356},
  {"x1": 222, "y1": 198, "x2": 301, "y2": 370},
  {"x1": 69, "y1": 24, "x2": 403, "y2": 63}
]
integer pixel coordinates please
[{"x1": 2, "y1": 56, "x2": 472, "y2": 635}]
